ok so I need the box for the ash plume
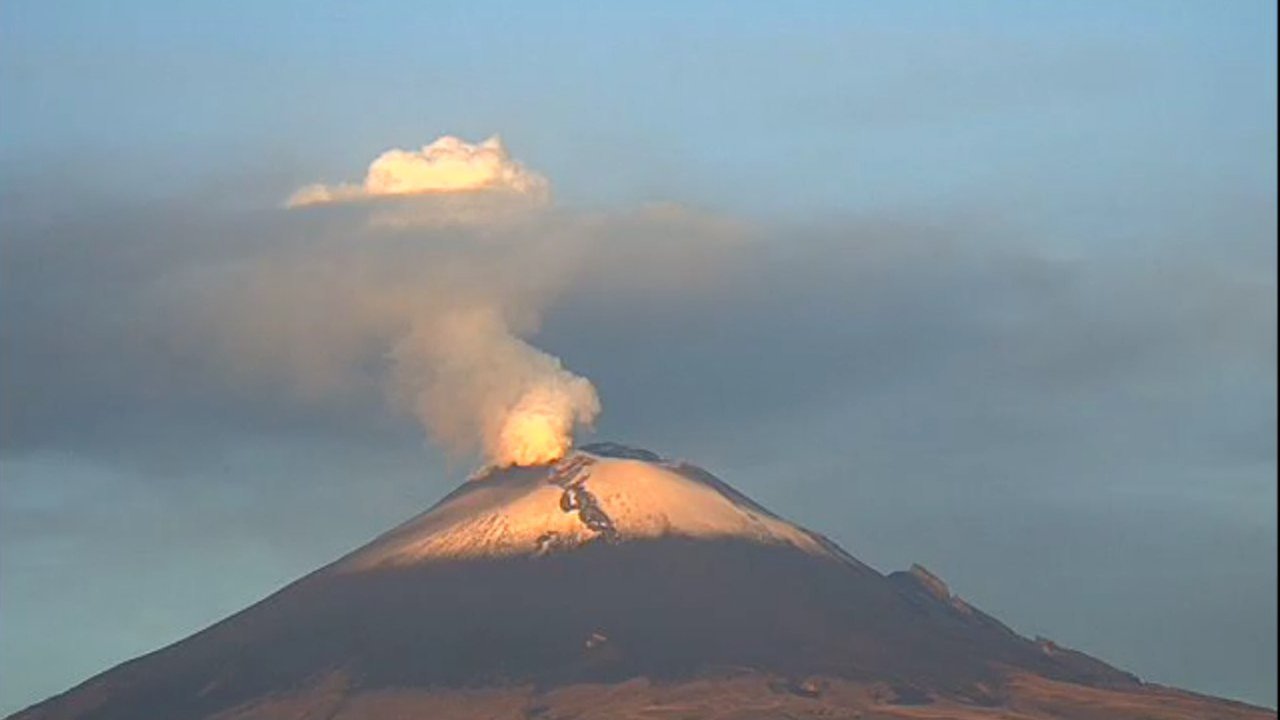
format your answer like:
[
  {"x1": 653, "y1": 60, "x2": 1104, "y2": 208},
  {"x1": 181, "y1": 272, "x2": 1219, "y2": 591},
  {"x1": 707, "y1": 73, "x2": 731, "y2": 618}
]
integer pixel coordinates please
[
  {"x1": 388, "y1": 306, "x2": 600, "y2": 467},
  {"x1": 280, "y1": 135, "x2": 593, "y2": 467},
  {"x1": 0, "y1": 134, "x2": 745, "y2": 469}
]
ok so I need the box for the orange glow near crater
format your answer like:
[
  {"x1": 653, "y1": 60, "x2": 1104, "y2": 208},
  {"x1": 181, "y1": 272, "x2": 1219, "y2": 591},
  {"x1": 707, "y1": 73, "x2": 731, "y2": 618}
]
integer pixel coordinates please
[{"x1": 496, "y1": 407, "x2": 572, "y2": 467}]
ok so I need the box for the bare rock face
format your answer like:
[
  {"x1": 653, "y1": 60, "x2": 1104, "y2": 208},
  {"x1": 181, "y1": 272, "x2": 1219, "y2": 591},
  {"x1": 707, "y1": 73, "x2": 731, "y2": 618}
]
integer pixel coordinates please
[{"x1": 11, "y1": 444, "x2": 1275, "y2": 720}]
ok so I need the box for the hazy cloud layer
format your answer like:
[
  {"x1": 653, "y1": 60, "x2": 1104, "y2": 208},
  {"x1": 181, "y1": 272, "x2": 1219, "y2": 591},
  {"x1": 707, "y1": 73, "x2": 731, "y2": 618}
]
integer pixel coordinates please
[
  {"x1": 3, "y1": 169, "x2": 1271, "y2": 478},
  {"x1": 0, "y1": 157, "x2": 747, "y2": 469}
]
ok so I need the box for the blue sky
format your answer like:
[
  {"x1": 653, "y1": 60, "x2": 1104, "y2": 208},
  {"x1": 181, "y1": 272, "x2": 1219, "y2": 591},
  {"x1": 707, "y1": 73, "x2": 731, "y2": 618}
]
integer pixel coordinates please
[
  {"x1": 4, "y1": 1, "x2": 1274, "y2": 213},
  {"x1": 1, "y1": 1, "x2": 1275, "y2": 714}
]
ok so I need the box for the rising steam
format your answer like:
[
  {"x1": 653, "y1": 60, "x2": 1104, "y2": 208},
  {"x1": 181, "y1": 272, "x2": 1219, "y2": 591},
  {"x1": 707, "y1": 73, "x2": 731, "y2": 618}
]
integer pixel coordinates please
[
  {"x1": 388, "y1": 306, "x2": 599, "y2": 467},
  {"x1": 287, "y1": 135, "x2": 595, "y2": 467}
]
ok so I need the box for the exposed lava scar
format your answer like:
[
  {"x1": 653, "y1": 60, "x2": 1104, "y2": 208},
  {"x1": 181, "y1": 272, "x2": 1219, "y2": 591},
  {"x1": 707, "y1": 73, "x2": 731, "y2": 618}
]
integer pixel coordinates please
[{"x1": 547, "y1": 454, "x2": 619, "y2": 544}]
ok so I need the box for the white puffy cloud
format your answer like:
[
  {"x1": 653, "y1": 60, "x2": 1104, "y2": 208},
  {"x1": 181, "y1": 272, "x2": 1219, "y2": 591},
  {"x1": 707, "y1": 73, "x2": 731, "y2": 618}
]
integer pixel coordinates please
[{"x1": 286, "y1": 135, "x2": 551, "y2": 208}]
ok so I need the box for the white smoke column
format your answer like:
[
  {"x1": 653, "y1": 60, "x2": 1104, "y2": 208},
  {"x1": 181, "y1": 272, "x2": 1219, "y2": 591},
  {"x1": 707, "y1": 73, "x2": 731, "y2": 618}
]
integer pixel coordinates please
[
  {"x1": 284, "y1": 135, "x2": 597, "y2": 467},
  {"x1": 389, "y1": 307, "x2": 600, "y2": 467}
]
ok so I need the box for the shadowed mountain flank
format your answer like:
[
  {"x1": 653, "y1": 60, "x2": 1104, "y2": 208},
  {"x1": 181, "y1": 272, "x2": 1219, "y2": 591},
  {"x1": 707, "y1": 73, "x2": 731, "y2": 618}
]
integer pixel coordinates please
[{"x1": 11, "y1": 445, "x2": 1274, "y2": 720}]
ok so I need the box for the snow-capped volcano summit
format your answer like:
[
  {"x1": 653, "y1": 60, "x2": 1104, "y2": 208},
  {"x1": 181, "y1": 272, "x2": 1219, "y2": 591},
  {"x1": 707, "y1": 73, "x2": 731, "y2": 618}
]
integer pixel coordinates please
[
  {"x1": 11, "y1": 443, "x2": 1272, "y2": 720},
  {"x1": 337, "y1": 443, "x2": 837, "y2": 569}
]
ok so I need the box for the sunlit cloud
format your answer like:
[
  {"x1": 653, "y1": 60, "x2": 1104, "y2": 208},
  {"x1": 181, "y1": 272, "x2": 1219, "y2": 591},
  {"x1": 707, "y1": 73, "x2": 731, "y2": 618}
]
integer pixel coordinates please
[{"x1": 286, "y1": 135, "x2": 551, "y2": 208}]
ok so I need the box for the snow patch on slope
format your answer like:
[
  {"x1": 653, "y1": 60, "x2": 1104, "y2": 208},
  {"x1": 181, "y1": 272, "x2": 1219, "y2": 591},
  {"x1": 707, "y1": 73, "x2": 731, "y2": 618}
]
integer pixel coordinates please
[{"x1": 335, "y1": 448, "x2": 836, "y2": 570}]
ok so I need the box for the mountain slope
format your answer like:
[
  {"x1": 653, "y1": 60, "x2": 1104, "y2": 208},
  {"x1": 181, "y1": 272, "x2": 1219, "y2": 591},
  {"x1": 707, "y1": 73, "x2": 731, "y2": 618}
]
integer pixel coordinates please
[
  {"x1": 336, "y1": 447, "x2": 837, "y2": 568},
  {"x1": 11, "y1": 444, "x2": 1274, "y2": 720}
]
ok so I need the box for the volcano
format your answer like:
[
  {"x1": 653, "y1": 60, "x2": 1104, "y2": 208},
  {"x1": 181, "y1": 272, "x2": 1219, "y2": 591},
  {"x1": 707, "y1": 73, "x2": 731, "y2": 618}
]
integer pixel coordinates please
[{"x1": 12, "y1": 443, "x2": 1273, "y2": 719}]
